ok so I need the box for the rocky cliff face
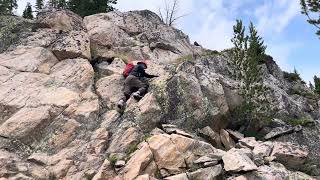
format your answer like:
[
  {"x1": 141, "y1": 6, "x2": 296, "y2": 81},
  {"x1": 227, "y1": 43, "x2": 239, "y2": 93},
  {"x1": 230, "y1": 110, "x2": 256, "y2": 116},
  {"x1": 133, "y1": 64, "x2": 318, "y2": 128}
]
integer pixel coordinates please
[{"x1": 0, "y1": 9, "x2": 319, "y2": 179}]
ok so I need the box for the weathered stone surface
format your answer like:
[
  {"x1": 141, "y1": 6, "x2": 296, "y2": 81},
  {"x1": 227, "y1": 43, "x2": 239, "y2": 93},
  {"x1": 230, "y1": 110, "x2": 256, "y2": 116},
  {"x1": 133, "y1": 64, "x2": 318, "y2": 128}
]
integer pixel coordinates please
[
  {"x1": 135, "y1": 174, "x2": 158, "y2": 180},
  {"x1": 164, "y1": 173, "x2": 188, "y2": 180},
  {"x1": 264, "y1": 126, "x2": 295, "y2": 140},
  {"x1": 275, "y1": 121, "x2": 320, "y2": 174},
  {"x1": 0, "y1": 106, "x2": 61, "y2": 143},
  {"x1": 120, "y1": 142, "x2": 156, "y2": 180},
  {"x1": 222, "y1": 148, "x2": 258, "y2": 172},
  {"x1": 91, "y1": 128, "x2": 109, "y2": 141},
  {"x1": 0, "y1": 46, "x2": 59, "y2": 74},
  {"x1": 204, "y1": 161, "x2": 219, "y2": 167},
  {"x1": 27, "y1": 153, "x2": 50, "y2": 165},
  {"x1": 96, "y1": 74, "x2": 124, "y2": 109},
  {"x1": 188, "y1": 165, "x2": 223, "y2": 180},
  {"x1": 238, "y1": 137, "x2": 259, "y2": 149},
  {"x1": 51, "y1": 31, "x2": 91, "y2": 60},
  {"x1": 92, "y1": 159, "x2": 117, "y2": 180},
  {"x1": 19, "y1": 29, "x2": 91, "y2": 61},
  {"x1": 226, "y1": 129, "x2": 244, "y2": 141},
  {"x1": 147, "y1": 134, "x2": 186, "y2": 176},
  {"x1": 237, "y1": 148, "x2": 254, "y2": 160},
  {"x1": 161, "y1": 124, "x2": 193, "y2": 138},
  {"x1": 0, "y1": 48, "x2": 96, "y2": 163},
  {"x1": 20, "y1": 28, "x2": 58, "y2": 48},
  {"x1": 48, "y1": 58, "x2": 94, "y2": 92},
  {"x1": 107, "y1": 125, "x2": 142, "y2": 154},
  {"x1": 120, "y1": 132, "x2": 226, "y2": 179},
  {"x1": 125, "y1": 93, "x2": 163, "y2": 132},
  {"x1": 150, "y1": 128, "x2": 165, "y2": 135},
  {"x1": 51, "y1": 159, "x2": 74, "y2": 178},
  {"x1": 101, "y1": 110, "x2": 121, "y2": 131},
  {"x1": 84, "y1": 10, "x2": 196, "y2": 63},
  {"x1": 229, "y1": 162, "x2": 315, "y2": 180},
  {"x1": 64, "y1": 91, "x2": 99, "y2": 123},
  {"x1": 152, "y1": 61, "x2": 230, "y2": 131},
  {"x1": 198, "y1": 126, "x2": 223, "y2": 149},
  {"x1": 194, "y1": 156, "x2": 216, "y2": 164},
  {"x1": 271, "y1": 142, "x2": 308, "y2": 169},
  {"x1": 253, "y1": 141, "x2": 273, "y2": 158},
  {"x1": 45, "y1": 119, "x2": 82, "y2": 150},
  {"x1": 37, "y1": 9, "x2": 85, "y2": 31},
  {"x1": 220, "y1": 129, "x2": 236, "y2": 150},
  {"x1": 96, "y1": 58, "x2": 126, "y2": 77}
]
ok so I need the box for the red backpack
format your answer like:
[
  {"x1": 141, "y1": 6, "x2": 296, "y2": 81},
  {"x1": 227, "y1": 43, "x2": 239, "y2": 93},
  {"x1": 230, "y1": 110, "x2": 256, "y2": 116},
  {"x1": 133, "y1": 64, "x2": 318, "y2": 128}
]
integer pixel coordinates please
[{"x1": 123, "y1": 63, "x2": 135, "y2": 78}]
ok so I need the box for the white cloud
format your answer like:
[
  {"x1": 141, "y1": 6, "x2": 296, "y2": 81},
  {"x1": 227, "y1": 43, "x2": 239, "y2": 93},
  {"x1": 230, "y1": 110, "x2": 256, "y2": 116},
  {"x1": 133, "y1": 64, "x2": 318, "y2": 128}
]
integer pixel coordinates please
[
  {"x1": 16, "y1": 0, "x2": 36, "y2": 16},
  {"x1": 116, "y1": 0, "x2": 193, "y2": 16},
  {"x1": 254, "y1": 0, "x2": 300, "y2": 36},
  {"x1": 115, "y1": 0, "x2": 162, "y2": 12},
  {"x1": 192, "y1": 15, "x2": 234, "y2": 50}
]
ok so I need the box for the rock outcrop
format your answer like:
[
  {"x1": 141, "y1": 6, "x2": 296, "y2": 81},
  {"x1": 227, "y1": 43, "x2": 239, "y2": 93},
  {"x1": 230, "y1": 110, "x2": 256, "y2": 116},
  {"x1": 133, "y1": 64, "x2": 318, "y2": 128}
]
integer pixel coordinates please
[{"x1": 0, "y1": 9, "x2": 319, "y2": 179}]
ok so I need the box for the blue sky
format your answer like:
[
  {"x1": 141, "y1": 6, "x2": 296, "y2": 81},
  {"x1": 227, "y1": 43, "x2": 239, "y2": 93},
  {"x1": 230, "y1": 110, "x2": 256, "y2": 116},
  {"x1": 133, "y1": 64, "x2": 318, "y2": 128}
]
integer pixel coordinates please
[{"x1": 17, "y1": 0, "x2": 319, "y2": 83}]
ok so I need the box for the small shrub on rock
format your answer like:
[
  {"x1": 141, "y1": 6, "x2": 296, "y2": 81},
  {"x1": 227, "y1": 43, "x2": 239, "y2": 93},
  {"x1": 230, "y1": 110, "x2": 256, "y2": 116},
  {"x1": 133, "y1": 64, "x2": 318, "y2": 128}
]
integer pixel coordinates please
[{"x1": 283, "y1": 70, "x2": 302, "y2": 82}]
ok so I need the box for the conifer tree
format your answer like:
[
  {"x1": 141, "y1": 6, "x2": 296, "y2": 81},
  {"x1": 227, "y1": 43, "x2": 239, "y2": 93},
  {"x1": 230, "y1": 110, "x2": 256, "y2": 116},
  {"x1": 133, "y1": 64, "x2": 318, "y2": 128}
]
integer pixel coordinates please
[
  {"x1": 23, "y1": 3, "x2": 34, "y2": 19},
  {"x1": 300, "y1": 0, "x2": 320, "y2": 37},
  {"x1": 0, "y1": 0, "x2": 17, "y2": 15},
  {"x1": 35, "y1": 0, "x2": 44, "y2": 12},
  {"x1": 314, "y1": 75, "x2": 320, "y2": 94},
  {"x1": 57, "y1": 0, "x2": 67, "y2": 9},
  {"x1": 68, "y1": 0, "x2": 117, "y2": 17},
  {"x1": 231, "y1": 20, "x2": 272, "y2": 130},
  {"x1": 309, "y1": 81, "x2": 314, "y2": 90},
  {"x1": 48, "y1": 0, "x2": 59, "y2": 9}
]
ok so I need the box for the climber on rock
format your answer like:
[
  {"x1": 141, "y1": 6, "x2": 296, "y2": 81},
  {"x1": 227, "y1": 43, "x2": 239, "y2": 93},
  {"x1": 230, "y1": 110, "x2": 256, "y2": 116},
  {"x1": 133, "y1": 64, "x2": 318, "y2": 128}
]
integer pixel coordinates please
[{"x1": 117, "y1": 60, "x2": 159, "y2": 110}]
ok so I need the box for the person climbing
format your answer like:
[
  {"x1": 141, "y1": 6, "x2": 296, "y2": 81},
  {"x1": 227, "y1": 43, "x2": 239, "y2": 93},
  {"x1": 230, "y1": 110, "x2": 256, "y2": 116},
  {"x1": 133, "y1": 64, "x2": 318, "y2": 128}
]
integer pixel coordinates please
[{"x1": 117, "y1": 59, "x2": 158, "y2": 110}]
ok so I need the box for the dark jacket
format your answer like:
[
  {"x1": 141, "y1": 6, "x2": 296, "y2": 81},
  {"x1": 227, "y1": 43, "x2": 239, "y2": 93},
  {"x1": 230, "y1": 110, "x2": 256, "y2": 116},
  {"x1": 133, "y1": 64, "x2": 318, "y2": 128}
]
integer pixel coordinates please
[{"x1": 129, "y1": 64, "x2": 157, "y2": 78}]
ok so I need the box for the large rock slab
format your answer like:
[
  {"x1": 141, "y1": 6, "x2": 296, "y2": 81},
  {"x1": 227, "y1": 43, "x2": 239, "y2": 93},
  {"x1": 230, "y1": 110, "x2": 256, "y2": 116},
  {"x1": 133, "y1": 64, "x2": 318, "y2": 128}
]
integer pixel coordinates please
[
  {"x1": 152, "y1": 61, "x2": 230, "y2": 131},
  {"x1": 271, "y1": 142, "x2": 308, "y2": 169},
  {"x1": 252, "y1": 141, "x2": 273, "y2": 158},
  {"x1": 188, "y1": 165, "x2": 223, "y2": 180},
  {"x1": 96, "y1": 74, "x2": 124, "y2": 109},
  {"x1": 220, "y1": 129, "x2": 236, "y2": 150},
  {"x1": 120, "y1": 142, "x2": 156, "y2": 180},
  {"x1": 49, "y1": 58, "x2": 94, "y2": 92},
  {"x1": 238, "y1": 137, "x2": 259, "y2": 149},
  {"x1": 20, "y1": 30, "x2": 91, "y2": 61},
  {"x1": 264, "y1": 126, "x2": 295, "y2": 140},
  {"x1": 275, "y1": 121, "x2": 320, "y2": 174},
  {"x1": 50, "y1": 31, "x2": 91, "y2": 60},
  {"x1": 0, "y1": 47, "x2": 95, "y2": 150},
  {"x1": 229, "y1": 162, "x2": 315, "y2": 180},
  {"x1": 222, "y1": 148, "x2": 257, "y2": 172},
  {"x1": 92, "y1": 159, "x2": 117, "y2": 180},
  {"x1": 0, "y1": 46, "x2": 59, "y2": 74},
  {"x1": 84, "y1": 10, "x2": 197, "y2": 63},
  {"x1": 0, "y1": 106, "x2": 61, "y2": 143},
  {"x1": 226, "y1": 129, "x2": 244, "y2": 141},
  {"x1": 198, "y1": 126, "x2": 223, "y2": 149},
  {"x1": 96, "y1": 58, "x2": 126, "y2": 78},
  {"x1": 107, "y1": 123, "x2": 142, "y2": 154},
  {"x1": 118, "y1": 130, "x2": 227, "y2": 179},
  {"x1": 124, "y1": 93, "x2": 163, "y2": 132},
  {"x1": 36, "y1": 9, "x2": 85, "y2": 31},
  {"x1": 147, "y1": 134, "x2": 187, "y2": 176}
]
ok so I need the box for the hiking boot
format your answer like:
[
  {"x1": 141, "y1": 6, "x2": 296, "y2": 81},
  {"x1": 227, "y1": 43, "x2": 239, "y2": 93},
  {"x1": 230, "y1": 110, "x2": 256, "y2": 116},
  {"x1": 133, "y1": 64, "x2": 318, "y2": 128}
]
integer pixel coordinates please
[
  {"x1": 117, "y1": 99, "x2": 126, "y2": 110},
  {"x1": 132, "y1": 91, "x2": 143, "y2": 100}
]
